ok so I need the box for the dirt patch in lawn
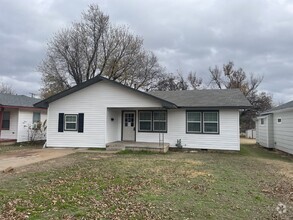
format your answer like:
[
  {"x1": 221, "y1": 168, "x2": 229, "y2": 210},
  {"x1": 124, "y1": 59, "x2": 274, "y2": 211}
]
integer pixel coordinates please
[
  {"x1": 0, "y1": 149, "x2": 76, "y2": 172},
  {"x1": 261, "y1": 159, "x2": 293, "y2": 180},
  {"x1": 240, "y1": 137, "x2": 256, "y2": 145}
]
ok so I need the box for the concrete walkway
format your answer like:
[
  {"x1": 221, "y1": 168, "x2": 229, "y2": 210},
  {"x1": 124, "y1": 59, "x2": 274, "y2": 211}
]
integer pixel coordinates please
[{"x1": 0, "y1": 148, "x2": 76, "y2": 172}]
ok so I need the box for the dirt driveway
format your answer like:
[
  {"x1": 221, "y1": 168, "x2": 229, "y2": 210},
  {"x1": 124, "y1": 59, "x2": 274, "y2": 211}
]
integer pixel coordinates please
[
  {"x1": 240, "y1": 137, "x2": 256, "y2": 145},
  {"x1": 0, "y1": 148, "x2": 76, "y2": 172}
]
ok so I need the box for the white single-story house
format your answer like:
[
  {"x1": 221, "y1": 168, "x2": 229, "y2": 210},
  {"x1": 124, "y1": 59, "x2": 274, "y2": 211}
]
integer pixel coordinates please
[
  {"x1": 35, "y1": 76, "x2": 251, "y2": 150},
  {"x1": 0, "y1": 94, "x2": 47, "y2": 143},
  {"x1": 255, "y1": 100, "x2": 293, "y2": 154}
]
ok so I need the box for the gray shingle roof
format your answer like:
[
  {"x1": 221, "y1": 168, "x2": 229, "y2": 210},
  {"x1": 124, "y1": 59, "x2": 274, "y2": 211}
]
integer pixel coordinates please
[
  {"x1": 0, "y1": 93, "x2": 41, "y2": 108},
  {"x1": 34, "y1": 75, "x2": 251, "y2": 109},
  {"x1": 262, "y1": 100, "x2": 293, "y2": 114},
  {"x1": 148, "y1": 89, "x2": 251, "y2": 108}
]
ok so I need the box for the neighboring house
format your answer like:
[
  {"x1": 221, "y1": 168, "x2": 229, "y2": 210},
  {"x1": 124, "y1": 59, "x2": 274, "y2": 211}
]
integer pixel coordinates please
[
  {"x1": 245, "y1": 129, "x2": 256, "y2": 139},
  {"x1": 35, "y1": 76, "x2": 251, "y2": 150},
  {"x1": 255, "y1": 100, "x2": 293, "y2": 155},
  {"x1": 0, "y1": 94, "x2": 47, "y2": 143}
]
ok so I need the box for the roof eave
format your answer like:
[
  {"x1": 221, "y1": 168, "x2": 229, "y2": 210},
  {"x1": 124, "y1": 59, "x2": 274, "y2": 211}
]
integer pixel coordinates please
[
  {"x1": 34, "y1": 76, "x2": 178, "y2": 109},
  {"x1": 0, "y1": 105, "x2": 47, "y2": 110},
  {"x1": 178, "y1": 105, "x2": 252, "y2": 109}
]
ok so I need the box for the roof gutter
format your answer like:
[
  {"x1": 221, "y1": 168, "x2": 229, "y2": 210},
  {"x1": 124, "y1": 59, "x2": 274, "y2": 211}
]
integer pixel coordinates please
[{"x1": 0, "y1": 105, "x2": 47, "y2": 111}]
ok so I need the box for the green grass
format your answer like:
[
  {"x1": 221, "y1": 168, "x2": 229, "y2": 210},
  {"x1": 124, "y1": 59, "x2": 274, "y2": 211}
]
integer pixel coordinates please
[
  {"x1": 240, "y1": 144, "x2": 293, "y2": 162},
  {"x1": 0, "y1": 144, "x2": 292, "y2": 219}
]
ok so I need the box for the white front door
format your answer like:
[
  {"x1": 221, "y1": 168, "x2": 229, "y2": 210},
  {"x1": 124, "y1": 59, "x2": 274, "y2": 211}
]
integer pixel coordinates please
[{"x1": 122, "y1": 111, "x2": 135, "y2": 141}]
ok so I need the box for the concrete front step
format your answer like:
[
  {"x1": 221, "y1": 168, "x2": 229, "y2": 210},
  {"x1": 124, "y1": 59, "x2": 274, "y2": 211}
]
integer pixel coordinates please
[{"x1": 106, "y1": 141, "x2": 169, "y2": 153}]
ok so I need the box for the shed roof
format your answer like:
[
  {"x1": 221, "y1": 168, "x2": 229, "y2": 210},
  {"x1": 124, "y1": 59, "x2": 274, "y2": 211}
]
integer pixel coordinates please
[
  {"x1": 261, "y1": 100, "x2": 293, "y2": 114},
  {"x1": 149, "y1": 89, "x2": 251, "y2": 108},
  {"x1": 0, "y1": 93, "x2": 41, "y2": 108}
]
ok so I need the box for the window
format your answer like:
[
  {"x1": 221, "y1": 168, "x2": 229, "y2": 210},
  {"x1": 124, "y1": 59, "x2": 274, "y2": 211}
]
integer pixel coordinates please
[
  {"x1": 260, "y1": 118, "x2": 264, "y2": 125},
  {"x1": 277, "y1": 118, "x2": 282, "y2": 124},
  {"x1": 186, "y1": 111, "x2": 219, "y2": 134},
  {"x1": 187, "y1": 111, "x2": 201, "y2": 133},
  {"x1": 2, "y1": 111, "x2": 10, "y2": 130},
  {"x1": 139, "y1": 111, "x2": 152, "y2": 131},
  {"x1": 125, "y1": 113, "x2": 135, "y2": 127},
  {"x1": 138, "y1": 111, "x2": 167, "y2": 132},
  {"x1": 64, "y1": 114, "x2": 77, "y2": 131},
  {"x1": 203, "y1": 112, "x2": 218, "y2": 133},
  {"x1": 33, "y1": 112, "x2": 41, "y2": 123},
  {"x1": 153, "y1": 111, "x2": 167, "y2": 132}
]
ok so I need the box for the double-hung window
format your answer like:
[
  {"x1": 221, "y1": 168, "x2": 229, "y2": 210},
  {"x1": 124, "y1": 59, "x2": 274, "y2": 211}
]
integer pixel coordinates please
[
  {"x1": 64, "y1": 114, "x2": 78, "y2": 131},
  {"x1": 187, "y1": 111, "x2": 201, "y2": 133},
  {"x1": 153, "y1": 111, "x2": 167, "y2": 132},
  {"x1": 139, "y1": 111, "x2": 167, "y2": 132},
  {"x1": 186, "y1": 111, "x2": 219, "y2": 134},
  {"x1": 203, "y1": 112, "x2": 218, "y2": 133},
  {"x1": 139, "y1": 111, "x2": 152, "y2": 131}
]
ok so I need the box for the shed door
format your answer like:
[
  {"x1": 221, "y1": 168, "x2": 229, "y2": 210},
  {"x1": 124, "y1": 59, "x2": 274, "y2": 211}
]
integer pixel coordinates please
[{"x1": 122, "y1": 112, "x2": 135, "y2": 141}]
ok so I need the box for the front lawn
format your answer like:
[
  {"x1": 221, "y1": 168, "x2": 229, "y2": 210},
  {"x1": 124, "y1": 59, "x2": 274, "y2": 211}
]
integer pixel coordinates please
[{"x1": 0, "y1": 144, "x2": 292, "y2": 219}]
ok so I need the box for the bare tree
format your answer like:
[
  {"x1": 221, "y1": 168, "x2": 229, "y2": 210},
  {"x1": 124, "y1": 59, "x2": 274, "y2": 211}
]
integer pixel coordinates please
[
  {"x1": 208, "y1": 61, "x2": 272, "y2": 130},
  {"x1": 209, "y1": 61, "x2": 263, "y2": 96},
  {"x1": 187, "y1": 71, "x2": 203, "y2": 89},
  {"x1": 39, "y1": 4, "x2": 163, "y2": 98},
  {"x1": 0, "y1": 82, "x2": 15, "y2": 94},
  {"x1": 153, "y1": 71, "x2": 202, "y2": 91}
]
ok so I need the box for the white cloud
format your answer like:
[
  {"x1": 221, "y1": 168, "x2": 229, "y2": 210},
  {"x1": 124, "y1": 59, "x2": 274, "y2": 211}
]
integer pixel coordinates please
[{"x1": 0, "y1": 0, "x2": 293, "y2": 102}]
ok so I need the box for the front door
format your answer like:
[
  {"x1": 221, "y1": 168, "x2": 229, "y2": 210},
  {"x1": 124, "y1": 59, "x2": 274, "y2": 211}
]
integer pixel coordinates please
[{"x1": 122, "y1": 111, "x2": 135, "y2": 141}]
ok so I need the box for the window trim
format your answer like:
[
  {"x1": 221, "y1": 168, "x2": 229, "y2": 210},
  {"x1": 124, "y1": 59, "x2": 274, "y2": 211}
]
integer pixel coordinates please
[
  {"x1": 260, "y1": 118, "x2": 265, "y2": 126},
  {"x1": 138, "y1": 110, "x2": 167, "y2": 133},
  {"x1": 203, "y1": 112, "x2": 219, "y2": 134},
  {"x1": 2, "y1": 111, "x2": 10, "y2": 130},
  {"x1": 186, "y1": 110, "x2": 219, "y2": 134},
  {"x1": 186, "y1": 111, "x2": 202, "y2": 133},
  {"x1": 64, "y1": 114, "x2": 78, "y2": 131}
]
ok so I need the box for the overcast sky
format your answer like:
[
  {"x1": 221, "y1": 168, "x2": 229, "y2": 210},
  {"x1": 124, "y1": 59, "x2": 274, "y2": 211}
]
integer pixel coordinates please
[{"x1": 1, "y1": 0, "x2": 293, "y2": 103}]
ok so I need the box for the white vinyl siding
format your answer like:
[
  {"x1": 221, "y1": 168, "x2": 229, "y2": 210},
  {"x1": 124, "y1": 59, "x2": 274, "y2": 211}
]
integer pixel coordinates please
[
  {"x1": 136, "y1": 109, "x2": 240, "y2": 150},
  {"x1": 46, "y1": 80, "x2": 240, "y2": 150},
  {"x1": 256, "y1": 115, "x2": 274, "y2": 148},
  {"x1": 273, "y1": 110, "x2": 293, "y2": 154},
  {"x1": 106, "y1": 109, "x2": 121, "y2": 143},
  {"x1": 17, "y1": 109, "x2": 47, "y2": 142},
  {"x1": 47, "y1": 81, "x2": 163, "y2": 148}
]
